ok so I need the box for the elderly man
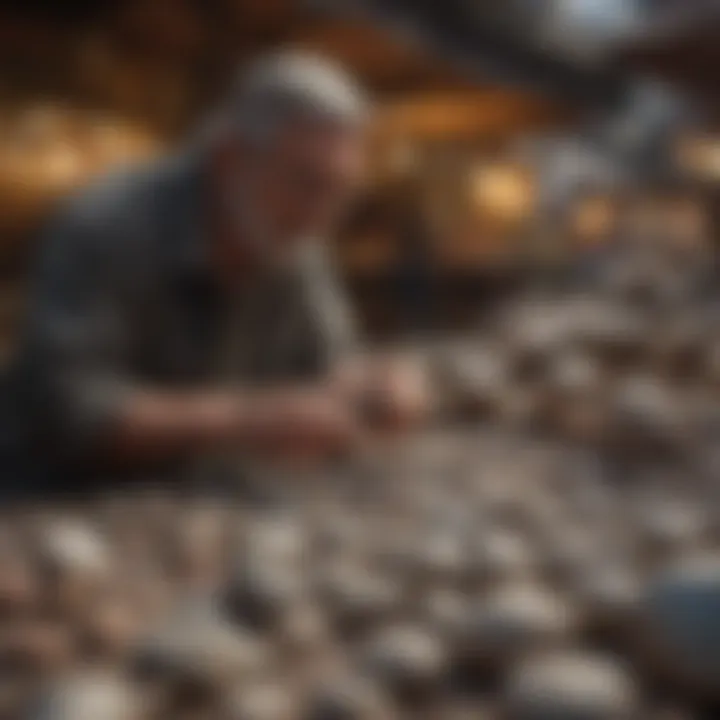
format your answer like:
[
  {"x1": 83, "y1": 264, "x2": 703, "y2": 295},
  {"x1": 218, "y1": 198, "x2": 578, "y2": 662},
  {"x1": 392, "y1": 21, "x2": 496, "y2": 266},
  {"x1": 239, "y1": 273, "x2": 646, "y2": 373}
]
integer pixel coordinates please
[{"x1": 2, "y1": 53, "x2": 426, "y2": 495}]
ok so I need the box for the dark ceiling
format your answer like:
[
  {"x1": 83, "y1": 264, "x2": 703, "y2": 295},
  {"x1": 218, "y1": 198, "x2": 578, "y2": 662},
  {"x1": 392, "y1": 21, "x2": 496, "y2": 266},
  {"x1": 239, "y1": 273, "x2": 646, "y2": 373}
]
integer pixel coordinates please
[{"x1": 2, "y1": 0, "x2": 720, "y2": 115}]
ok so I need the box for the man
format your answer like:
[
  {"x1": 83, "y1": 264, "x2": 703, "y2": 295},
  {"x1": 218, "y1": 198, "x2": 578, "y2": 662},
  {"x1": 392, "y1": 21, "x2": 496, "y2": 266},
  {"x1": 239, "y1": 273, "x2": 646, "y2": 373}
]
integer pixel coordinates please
[{"x1": 2, "y1": 52, "x2": 427, "y2": 495}]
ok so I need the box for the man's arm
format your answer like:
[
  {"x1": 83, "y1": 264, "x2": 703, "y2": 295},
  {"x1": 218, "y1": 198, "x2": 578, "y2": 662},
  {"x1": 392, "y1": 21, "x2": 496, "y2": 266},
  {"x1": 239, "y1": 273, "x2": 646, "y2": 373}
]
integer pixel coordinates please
[
  {"x1": 109, "y1": 386, "x2": 363, "y2": 463},
  {"x1": 25, "y1": 204, "x2": 357, "y2": 468}
]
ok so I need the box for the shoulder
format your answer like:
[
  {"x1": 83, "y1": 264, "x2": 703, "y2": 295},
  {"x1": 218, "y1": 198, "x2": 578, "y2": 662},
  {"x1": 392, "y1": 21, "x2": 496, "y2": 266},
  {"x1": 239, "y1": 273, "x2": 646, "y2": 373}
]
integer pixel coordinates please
[
  {"x1": 60, "y1": 159, "x2": 161, "y2": 225},
  {"x1": 38, "y1": 154, "x2": 192, "y2": 279},
  {"x1": 45, "y1": 153, "x2": 187, "y2": 253}
]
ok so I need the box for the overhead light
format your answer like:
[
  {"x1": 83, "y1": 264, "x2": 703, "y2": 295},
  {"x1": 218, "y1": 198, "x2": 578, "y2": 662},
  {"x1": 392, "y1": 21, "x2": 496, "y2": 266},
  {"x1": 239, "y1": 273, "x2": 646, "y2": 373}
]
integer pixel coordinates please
[
  {"x1": 676, "y1": 135, "x2": 720, "y2": 181},
  {"x1": 556, "y1": 0, "x2": 643, "y2": 36},
  {"x1": 470, "y1": 163, "x2": 536, "y2": 222},
  {"x1": 542, "y1": 0, "x2": 645, "y2": 62}
]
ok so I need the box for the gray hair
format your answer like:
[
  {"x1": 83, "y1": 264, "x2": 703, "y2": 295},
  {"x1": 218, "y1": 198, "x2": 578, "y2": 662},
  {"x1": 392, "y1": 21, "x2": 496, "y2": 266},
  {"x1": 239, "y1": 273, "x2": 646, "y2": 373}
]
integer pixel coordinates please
[{"x1": 221, "y1": 51, "x2": 370, "y2": 143}]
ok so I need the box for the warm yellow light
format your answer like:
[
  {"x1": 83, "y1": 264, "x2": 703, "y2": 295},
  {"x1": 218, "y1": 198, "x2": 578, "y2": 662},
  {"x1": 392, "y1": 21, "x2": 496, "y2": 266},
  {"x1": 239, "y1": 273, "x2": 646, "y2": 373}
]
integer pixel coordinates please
[
  {"x1": 676, "y1": 135, "x2": 720, "y2": 180},
  {"x1": 0, "y1": 104, "x2": 161, "y2": 234},
  {"x1": 43, "y1": 142, "x2": 85, "y2": 188},
  {"x1": 469, "y1": 164, "x2": 535, "y2": 222}
]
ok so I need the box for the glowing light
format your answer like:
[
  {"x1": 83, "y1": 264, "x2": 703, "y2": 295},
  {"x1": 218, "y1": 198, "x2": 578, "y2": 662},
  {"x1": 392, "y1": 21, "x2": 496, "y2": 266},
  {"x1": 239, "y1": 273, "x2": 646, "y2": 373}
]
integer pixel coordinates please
[
  {"x1": 469, "y1": 164, "x2": 536, "y2": 222},
  {"x1": 676, "y1": 135, "x2": 720, "y2": 180}
]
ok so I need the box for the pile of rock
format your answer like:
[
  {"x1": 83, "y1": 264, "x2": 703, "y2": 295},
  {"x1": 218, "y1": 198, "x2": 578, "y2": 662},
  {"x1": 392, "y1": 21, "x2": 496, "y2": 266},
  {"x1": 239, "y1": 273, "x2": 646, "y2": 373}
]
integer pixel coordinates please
[
  {"x1": 7, "y1": 270, "x2": 720, "y2": 719},
  {"x1": 0, "y1": 423, "x2": 714, "y2": 719}
]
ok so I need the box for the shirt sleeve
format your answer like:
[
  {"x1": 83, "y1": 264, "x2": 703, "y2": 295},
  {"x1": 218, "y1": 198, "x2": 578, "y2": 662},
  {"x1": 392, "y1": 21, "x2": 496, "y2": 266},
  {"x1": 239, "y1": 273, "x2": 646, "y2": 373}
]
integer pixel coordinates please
[{"x1": 22, "y1": 202, "x2": 135, "y2": 458}]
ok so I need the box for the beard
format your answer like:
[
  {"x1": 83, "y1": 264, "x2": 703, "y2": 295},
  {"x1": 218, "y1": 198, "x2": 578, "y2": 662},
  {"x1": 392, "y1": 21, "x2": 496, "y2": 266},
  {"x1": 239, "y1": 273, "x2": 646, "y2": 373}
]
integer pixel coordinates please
[
  {"x1": 221, "y1": 186, "x2": 287, "y2": 272},
  {"x1": 219, "y1": 173, "x2": 321, "y2": 277}
]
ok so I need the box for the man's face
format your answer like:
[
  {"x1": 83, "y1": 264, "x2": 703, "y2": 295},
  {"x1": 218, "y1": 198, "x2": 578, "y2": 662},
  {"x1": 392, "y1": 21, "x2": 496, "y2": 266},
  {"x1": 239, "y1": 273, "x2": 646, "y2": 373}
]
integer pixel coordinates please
[{"x1": 222, "y1": 118, "x2": 366, "y2": 262}]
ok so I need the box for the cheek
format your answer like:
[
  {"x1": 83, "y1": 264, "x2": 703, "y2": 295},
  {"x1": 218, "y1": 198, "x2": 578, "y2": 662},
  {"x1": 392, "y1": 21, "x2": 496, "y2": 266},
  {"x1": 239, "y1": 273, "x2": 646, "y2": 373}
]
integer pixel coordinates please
[
  {"x1": 253, "y1": 171, "x2": 355, "y2": 237},
  {"x1": 249, "y1": 173, "x2": 284, "y2": 215},
  {"x1": 276, "y1": 188, "x2": 335, "y2": 234},
  {"x1": 241, "y1": 176, "x2": 298, "y2": 238}
]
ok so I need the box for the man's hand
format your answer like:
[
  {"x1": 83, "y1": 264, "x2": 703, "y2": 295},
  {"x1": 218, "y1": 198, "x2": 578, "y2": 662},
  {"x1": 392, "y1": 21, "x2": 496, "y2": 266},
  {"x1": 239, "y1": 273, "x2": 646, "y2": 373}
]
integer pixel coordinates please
[{"x1": 333, "y1": 354, "x2": 434, "y2": 433}]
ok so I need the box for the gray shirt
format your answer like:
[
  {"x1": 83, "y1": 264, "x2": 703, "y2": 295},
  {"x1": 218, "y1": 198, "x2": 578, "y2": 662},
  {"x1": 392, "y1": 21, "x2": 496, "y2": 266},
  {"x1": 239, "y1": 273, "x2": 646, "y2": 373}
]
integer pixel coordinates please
[{"x1": 2, "y1": 150, "x2": 357, "y2": 492}]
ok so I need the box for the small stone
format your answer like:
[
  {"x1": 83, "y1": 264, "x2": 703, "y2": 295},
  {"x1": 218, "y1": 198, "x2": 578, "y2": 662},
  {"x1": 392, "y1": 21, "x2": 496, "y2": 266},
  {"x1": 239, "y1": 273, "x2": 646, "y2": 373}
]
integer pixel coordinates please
[
  {"x1": 360, "y1": 624, "x2": 448, "y2": 699},
  {"x1": 225, "y1": 558, "x2": 307, "y2": 632},
  {"x1": 134, "y1": 596, "x2": 269, "y2": 690},
  {"x1": 304, "y1": 676, "x2": 394, "y2": 720},
  {"x1": 459, "y1": 584, "x2": 577, "y2": 669},
  {"x1": 30, "y1": 672, "x2": 140, "y2": 720},
  {"x1": 318, "y1": 563, "x2": 401, "y2": 637},
  {"x1": 505, "y1": 651, "x2": 639, "y2": 720},
  {"x1": 224, "y1": 681, "x2": 297, "y2": 720}
]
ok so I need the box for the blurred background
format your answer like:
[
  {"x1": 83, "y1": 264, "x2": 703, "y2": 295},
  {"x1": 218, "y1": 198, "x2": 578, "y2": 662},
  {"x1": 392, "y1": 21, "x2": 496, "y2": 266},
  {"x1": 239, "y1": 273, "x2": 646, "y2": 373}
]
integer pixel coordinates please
[
  {"x1": 6, "y1": 3, "x2": 720, "y2": 720},
  {"x1": 2, "y1": 0, "x2": 719, "y2": 346}
]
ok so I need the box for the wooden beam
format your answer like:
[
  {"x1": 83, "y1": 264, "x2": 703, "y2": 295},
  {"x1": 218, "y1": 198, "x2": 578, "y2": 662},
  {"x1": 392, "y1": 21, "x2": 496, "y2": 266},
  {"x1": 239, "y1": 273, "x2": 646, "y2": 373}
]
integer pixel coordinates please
[{"x1": 375, "y1": 90, "x2": 566, "y2": 140}]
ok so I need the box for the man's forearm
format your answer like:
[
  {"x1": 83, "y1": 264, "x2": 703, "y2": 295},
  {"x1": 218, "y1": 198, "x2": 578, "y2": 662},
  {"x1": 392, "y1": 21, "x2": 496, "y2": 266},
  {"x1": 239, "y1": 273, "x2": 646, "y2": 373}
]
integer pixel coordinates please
[
  {"x1": 98, "y1": 384, "x2": 357, "y2": 465},
  {"x1": 78, "y1": 357, "x2": 427, "y2": 467},
  {"x1": 104, "y1": 389, "x2": 244, "y2": 462}
]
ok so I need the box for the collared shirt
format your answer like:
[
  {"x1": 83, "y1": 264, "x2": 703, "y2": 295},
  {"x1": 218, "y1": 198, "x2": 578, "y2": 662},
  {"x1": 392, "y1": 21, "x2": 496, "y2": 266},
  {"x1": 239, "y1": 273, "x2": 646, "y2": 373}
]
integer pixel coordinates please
[{"x1": 1, "y1": 150, "x2": 357, "y2": 492}]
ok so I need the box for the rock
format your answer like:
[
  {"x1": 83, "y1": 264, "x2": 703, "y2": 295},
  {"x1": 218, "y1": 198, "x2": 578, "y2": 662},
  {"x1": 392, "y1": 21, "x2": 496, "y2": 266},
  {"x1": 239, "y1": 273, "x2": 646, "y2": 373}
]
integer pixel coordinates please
[
  {"x1": 421, "y1": 590, "x2": 468, "y2": 640},
  {"x1": 440, "y1": 344, "x2": 510, "y2": 418},
  {"x1": 505, "y1": 651, "x2": 639, "y2": 720},
  {"x1": 636, "y1": 502, "x2": 706, "y2": 565},
  {"x1": 468, "y1": 530, "x2": 538, "y2": 588},
  {"x1": 134, "y1": 596, "x2": 269, "y2": 690},
  {"x1": 30, "y1": 672, "x2": 140, "y2": 720},
  {"x1": 607, "y1": 377, "x2": 686, "y2": 455},
  {"x1": 166, "y1": 506, "x2": 229, "y2": 587},
  {"x1": 539, "y1": 528, "x2": 606, "y2": 586},
  {"x1": 34, "y1": 519, "x2": 114, "y2": 617},
  {"x1": 571, "y1": 564, "x2": 642, "y2": 638},
  {"x1": 224, "y1": 558, "x2": 307, "y2": 632},
  {"x1": 276, "y1": 601, "x2": 332, "y2": 657},
  {"x1": 37, "y1": 520, "x2": 112, "y2": 579},
  {"x1": 545, "y1": 352, "x2": 603, "y2": 400},
  {"x1": 241, "y1": 517, "x2": 310, "y2": 567},
  {"x1": 410, "y1": 531, "x2": 469, "y2": 585},
  {"x1": 359, "y1": 624, "x2": 448, "y2": 700},
  {"x1": 77, "y1": 594, "x2": 141, "y2": 660},
  {"x1": 318, "y1": 562, "x2": 401, "y2": 638},
  {"x1": 224, "y1": 681, "x2": 297, "y2": 720},
  {"x1": 458, "y1": 584, "x2": 577, "y2": 670},
  {"x1": 304, "y1": 676, "x2": 394, "y2": 720},
  {"x1": 0, "y1": 551, "x2": 38, "y2": 615},
  {"x1": 1, "y1": 619, "x2": 75, "y2": 676}
]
